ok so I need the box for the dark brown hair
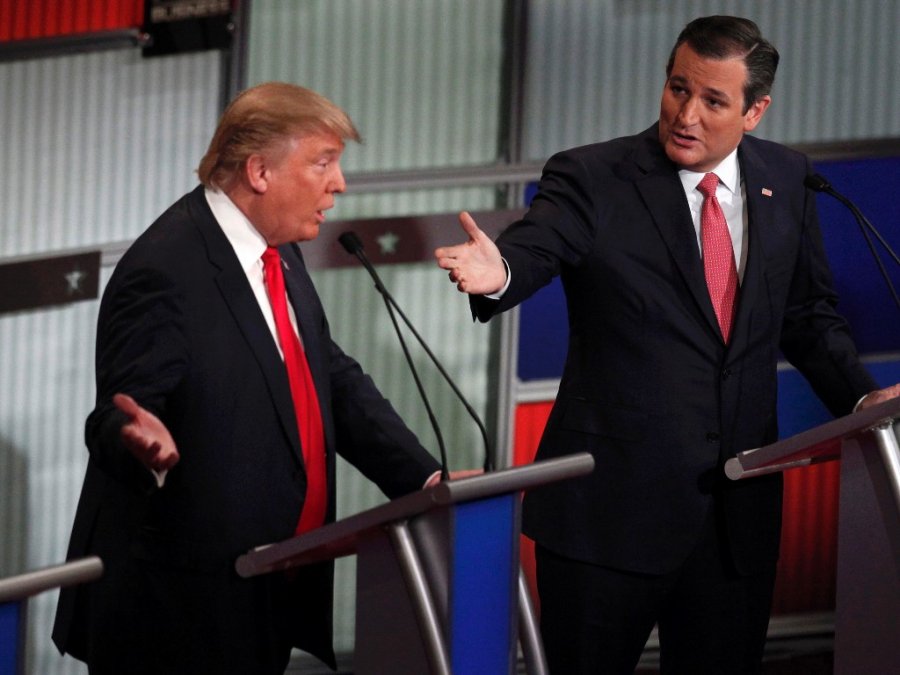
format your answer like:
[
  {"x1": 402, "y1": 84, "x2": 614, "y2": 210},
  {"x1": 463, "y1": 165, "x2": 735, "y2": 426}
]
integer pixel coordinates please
[{"x1": 666, "y1": 16, "x2": 779, "y2": 113}]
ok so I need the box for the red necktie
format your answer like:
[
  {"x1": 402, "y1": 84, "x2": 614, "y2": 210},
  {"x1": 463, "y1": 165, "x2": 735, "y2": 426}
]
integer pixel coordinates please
[
  {"x1": 697, "y1": 173, "x2": 739, "y2": 343},
  {"x1": 261, "y1": 246, "x2": 327, "y2": 534}
]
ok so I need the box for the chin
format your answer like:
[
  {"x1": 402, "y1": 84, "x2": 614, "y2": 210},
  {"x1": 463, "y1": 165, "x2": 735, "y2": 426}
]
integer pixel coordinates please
[
  {"x1": 298, "y1": 226, "x2": 320, "y2": 242},
  {"x1": 664, "y1": 145, "x2": 692, "y2": 168}
]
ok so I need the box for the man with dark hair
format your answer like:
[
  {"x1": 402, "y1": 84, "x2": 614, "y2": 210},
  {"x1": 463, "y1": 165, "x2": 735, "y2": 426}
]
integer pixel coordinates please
[
  {"x1": 53, "y1": 82, "x2": 445, "y2": 674},
  {"x1": 436, "y1": 15, "x2": 899, "y2": 674}
]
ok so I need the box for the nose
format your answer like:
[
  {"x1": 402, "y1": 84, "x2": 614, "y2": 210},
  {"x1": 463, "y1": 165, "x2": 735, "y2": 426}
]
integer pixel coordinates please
[
  {"x1": 676, "y1": 97, "x2": 700, "y2": 126},
  {"x1": 330, "y1": 165, "x2": 347, "y2": 194}
]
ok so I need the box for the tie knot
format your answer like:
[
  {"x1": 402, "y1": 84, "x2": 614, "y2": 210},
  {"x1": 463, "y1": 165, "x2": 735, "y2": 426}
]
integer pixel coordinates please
[
  {"x1": 697, "y1": 173, "x2": 719, "y2": 198},
  {"x1": 262, "y1": 246, "x2": 280, "y2": 269}
]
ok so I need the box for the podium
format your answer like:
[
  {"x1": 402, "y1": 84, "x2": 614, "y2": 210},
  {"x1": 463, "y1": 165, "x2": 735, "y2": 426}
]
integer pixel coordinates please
[
  {"x1": 0, "y1": 557, "x2": 103, "y2": 675},
  {"x1": 725, "y1": 397, "x2": 900, "y2": 674},
  {"x1": 236, "y1": 453, "x2": 594, "y2": 674}
]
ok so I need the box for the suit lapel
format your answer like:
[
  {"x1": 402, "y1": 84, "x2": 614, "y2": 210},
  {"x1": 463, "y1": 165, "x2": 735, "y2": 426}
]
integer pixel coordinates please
[
  {"x1": 189, "y1": 189, "x2": 303, "y2": 464},
  {"x1": 629, "y1": 129, "x2": 723, "y2": 339},
  {"x1": 731, "y1": 139, "x2": 776, "y2": 347}
]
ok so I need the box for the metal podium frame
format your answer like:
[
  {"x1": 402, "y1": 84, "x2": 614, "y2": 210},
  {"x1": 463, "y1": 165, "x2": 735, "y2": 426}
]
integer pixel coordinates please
[
  {"x1": 725, "y1": 397, "x2": 900, "y2": 674},
  {"x1": 236, "y1": 452, "x2": 594, "y2": 675},
  {"x1": 0, "y1": 557, "x2": 103, "y2": 675}
]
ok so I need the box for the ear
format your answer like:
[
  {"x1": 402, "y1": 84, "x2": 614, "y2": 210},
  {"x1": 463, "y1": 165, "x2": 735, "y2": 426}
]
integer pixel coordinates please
[
  {"x1": 743, "y1": 95, "x2": 771, "y2": 132},
  {"x1": 244, "y1": 154, "x2": 270, "y2": 194}
]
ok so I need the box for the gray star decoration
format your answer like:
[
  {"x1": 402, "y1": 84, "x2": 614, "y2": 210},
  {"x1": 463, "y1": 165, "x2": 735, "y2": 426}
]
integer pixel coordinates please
[
  {"x1": 64, "y1": 269, "x2": 86, "y2": 295},
  {"x1": 376, "y1": 231, "x2": 400, "y2": 255}
]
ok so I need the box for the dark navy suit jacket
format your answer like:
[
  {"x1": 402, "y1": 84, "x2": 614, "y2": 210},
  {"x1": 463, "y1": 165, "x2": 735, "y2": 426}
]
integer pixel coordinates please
[
  {"x1": 476, "y1": 125, "x2": 875, "y2": 576},
  {"x1": 53, "y1": 186, "x2": 440, "y2": 670}
]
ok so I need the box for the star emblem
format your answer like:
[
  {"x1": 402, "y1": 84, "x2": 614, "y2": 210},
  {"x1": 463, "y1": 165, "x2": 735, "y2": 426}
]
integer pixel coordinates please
[
  {"x1": 376, "y1": 231, "x2": 400, "y2": 255},
  {"x1": 64, "y1": 269, "x2": 86, "y2": 295}
]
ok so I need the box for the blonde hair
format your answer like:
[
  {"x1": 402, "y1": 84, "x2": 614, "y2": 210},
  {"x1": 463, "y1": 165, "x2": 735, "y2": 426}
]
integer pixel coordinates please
[{"x1": 197, "y1": 82, "x2": 361, "y2": 189}]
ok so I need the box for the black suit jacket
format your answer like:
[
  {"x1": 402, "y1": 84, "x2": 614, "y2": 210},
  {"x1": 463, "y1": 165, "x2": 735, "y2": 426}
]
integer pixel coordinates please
[
  {"x1": 476, "y1": 125, "x2": 875, "y2": 576},
  {"x1": 53, "y1": 186, "x2": 440, "y2": 670}
]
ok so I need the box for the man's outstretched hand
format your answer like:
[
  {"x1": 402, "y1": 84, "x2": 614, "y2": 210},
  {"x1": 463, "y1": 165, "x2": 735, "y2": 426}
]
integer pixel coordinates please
[
  {"x1": 114, "y1": 393, "x2": 180, "y2": 473},
  {"x1": 434, "y1": 211, "x2": 507, "y2": 295}
]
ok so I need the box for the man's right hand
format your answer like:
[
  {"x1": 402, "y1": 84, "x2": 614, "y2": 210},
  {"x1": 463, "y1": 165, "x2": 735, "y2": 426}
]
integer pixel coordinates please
[
  {"x1": 434, "y1": 211, "x2": 507, "y2": 295},
  {"x1": 114, "y1": 393, "x2": 180, "y2": 473}
]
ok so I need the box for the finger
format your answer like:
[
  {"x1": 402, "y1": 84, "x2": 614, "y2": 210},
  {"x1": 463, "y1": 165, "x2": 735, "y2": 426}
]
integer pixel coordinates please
[
  {"x1": 435, "y1": 254, "x2": 459, "y2": 270},
  {"x1": 113, "y1": 392, "x2": 140, "y2": 418},
  {"x1": 155, "y1": 448, "x2": 180, "y2": 472},
  {"x1": 458, "y1": 211, "x2": 483, "y2": 240}
]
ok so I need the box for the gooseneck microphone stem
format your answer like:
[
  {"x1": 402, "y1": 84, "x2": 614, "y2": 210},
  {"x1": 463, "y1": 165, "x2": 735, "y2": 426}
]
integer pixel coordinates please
[
  {"x1": 381, "y1": 293, "x2": 494, "y2": 472},
  {"x1": 339, "y1": 232, "x2": 494, "y2": 477},
  {"x1": 805, "y1": 173, "x2": 900, "y2": 313},
  {"x1": 338, "y1": 233, "x2": 448, "y2": 481}
]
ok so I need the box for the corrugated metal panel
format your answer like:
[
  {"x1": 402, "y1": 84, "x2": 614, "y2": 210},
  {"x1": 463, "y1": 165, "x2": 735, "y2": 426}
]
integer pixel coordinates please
[
  {"x1": 0, "y1": 295, "x2": 100, "y2": 675},
  {"x1": 522, "y1": 0, "x2": 900, "y2": 160},
  {"x1": 246, "y1": 0, "x2": 506, "y2": 174},
  {"x1": 0, "y1": 49, "x2": 221, "y2": 258},
  {"x1": 0, "y1": 0, "x2": 143, "y2": 41},
  {"x1": 333, "y1": 186, "x2": 498, "y2": 221}
]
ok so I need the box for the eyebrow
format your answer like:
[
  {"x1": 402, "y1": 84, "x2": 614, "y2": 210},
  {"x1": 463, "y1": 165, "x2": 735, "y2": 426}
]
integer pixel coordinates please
[{"x1": 669, "y1": 75, "x2": 732, "y2": 102}]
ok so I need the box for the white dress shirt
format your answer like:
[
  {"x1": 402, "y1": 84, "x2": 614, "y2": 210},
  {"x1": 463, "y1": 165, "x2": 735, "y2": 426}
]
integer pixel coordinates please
[{"x1": 678, "y1": 147, "x2": 748, "y2": 281}]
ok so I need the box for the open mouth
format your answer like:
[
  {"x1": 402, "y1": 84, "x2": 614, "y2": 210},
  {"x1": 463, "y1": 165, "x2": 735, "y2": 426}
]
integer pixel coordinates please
[{"x1": 672, "y1": 130, "x2": 698, "y2": 146}]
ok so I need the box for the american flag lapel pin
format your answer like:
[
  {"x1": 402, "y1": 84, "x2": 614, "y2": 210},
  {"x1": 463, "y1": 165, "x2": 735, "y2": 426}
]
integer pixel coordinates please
[{"x1": 761, "y1": 187, "x2": 773, "y2": 197}]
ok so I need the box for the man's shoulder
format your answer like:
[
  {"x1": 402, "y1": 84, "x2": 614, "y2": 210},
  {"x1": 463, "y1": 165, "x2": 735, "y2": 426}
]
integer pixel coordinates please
[
  {"x1": 740, "y1": 134, "x2": 808, "y2": 164},
  {"x1": 115, "y1": 187, "x2": 213, "y2": 275},
  {"x1": 739, "y1": 134, "x2": 810, "y2": 184},
  {"x1": 554, "y1": 125, "x2": 657, "y2": 161}
]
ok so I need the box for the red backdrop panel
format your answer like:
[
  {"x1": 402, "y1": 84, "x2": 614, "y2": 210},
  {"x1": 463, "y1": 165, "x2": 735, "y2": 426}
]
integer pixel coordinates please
[
  {"x1": 0, "y1": 0, "x2": 143, "y2": 41},
  {"x1": 512, "y1": 400, "x2": 839, "y2": 616}
]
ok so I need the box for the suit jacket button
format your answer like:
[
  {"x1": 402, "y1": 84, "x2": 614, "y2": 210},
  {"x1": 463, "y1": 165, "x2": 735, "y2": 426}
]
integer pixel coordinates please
[
  {"x1": 721, "y1": 368, "x2": 732, "y2": 379},
  {"x1": 706, "y1": 432, "x2": 720, "y2": 442}
]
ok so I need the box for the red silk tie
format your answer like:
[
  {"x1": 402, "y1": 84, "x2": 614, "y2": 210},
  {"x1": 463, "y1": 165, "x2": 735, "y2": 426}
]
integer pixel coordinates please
[
  {"x1": 261, "y1": 246, "x2": 327, "y2": 534},
  {"x1": 697, "y1": 173, "x2": 739, "y2": 343}
]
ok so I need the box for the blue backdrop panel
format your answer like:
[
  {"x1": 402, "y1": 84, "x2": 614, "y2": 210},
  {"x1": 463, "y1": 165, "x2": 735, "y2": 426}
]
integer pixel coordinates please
[
  {"x1": 814, "y1": 157, "x2": 900, "y2": 353},
  {"x1": 777, "y1": 358, "x2": 900, "y2": 438}
]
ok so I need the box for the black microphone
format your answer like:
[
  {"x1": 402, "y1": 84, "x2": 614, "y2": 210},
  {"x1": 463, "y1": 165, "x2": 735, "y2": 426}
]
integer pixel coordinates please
[
  {"x1": 338, "y1": 231, "x2": 494, "y2": 477},
  {"x1": 805, "y1": 173, "x2": 900, "y2": 313}
]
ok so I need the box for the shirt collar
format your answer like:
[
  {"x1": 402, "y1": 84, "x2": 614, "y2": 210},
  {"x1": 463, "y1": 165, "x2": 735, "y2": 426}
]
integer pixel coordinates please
[
  {"x1": 204, "y1": 187, "x2": 268, "y2": 272},
  {"x1": 678, "y1": 147, "x2": 741, "y2": 196}
]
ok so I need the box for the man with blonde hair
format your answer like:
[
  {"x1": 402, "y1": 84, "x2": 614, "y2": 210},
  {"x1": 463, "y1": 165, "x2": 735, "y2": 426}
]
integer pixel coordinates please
[{"x1": 53, "y1": 82, "x2": 442, "y2": 673}]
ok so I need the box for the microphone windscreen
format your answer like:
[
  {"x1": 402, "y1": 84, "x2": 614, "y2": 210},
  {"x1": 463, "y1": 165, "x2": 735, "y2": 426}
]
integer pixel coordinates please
[
  {"x1": 804, "y1": 173, "x2": 831, "y2": 193},
  {"x1": 338, "y1": 231, "x2": 364, "y2": 254}
]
